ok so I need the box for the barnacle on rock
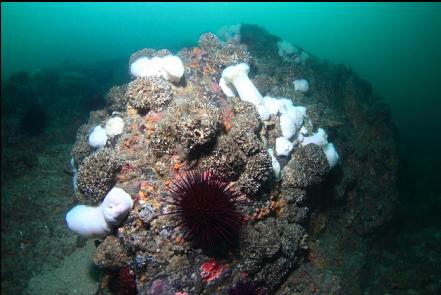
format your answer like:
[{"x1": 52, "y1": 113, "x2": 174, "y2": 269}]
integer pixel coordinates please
[
  {"x1": 76, "y1": 148, "x2": 123, "y2": 204},
  {"x1": 71, "y1": 124, "x2": 93, "y2": 167},
  {"x1": 126, "y1": 76, "x2": 173, "y2": 112},
  {"x1": 151, "y1": 97, "x2": 220, "y2": 158}
]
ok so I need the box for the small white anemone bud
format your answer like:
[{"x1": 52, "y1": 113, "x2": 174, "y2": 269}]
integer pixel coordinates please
[
  {"x1": 105, "y1": 117, "x2": 124, "y2": 138},
  {"x1": 293, "y1": 79, "x2": 309, "y2": 93},
  {"x1": 88, "y1": 125, "x2": 108, "y2": 149}
]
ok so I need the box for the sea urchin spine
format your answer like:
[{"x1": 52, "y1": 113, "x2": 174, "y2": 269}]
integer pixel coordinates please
[{"x1": 168, "y1": 170, "x2": 244, "y2": 253}]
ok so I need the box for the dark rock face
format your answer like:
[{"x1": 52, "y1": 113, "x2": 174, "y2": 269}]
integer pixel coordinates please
[{"x1": 93, "y1": 235, "x2": 130, "y2": 270}]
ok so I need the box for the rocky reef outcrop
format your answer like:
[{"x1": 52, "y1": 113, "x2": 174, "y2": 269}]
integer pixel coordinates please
[{"x1": 67, "y1": 24, "x2": 399, "y2": 294}]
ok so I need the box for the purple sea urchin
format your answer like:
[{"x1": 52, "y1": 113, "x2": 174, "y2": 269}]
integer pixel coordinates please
[
  {"x1": 229, "y1": 279, "x2": 265, "y2": 295},
  {"x1": 168, "y1": 170, "x2": 244, "y2": 253}
]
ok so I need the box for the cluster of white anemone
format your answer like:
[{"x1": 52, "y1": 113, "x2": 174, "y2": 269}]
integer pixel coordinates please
[
  {"x1": 67, "y1": 116, "x2": 129, "y2": 239},
  {"x1": 220, "y1": 63, "x2": 339, "y2": 179},
  {"x1": 88, "y1": 116, "x2": 125, "y2": 149},
  {"x1": 67, "y1": 46, "x2": 339, "y2": 239},
  {"x1": 67, "y1": 54, "x2": 186, "y2": 239}
]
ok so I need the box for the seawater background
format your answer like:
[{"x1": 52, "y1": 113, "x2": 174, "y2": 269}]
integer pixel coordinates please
[
  {"x1": 3, "y1": 3, "x2": 441, "y2": 173},
  {"x1": 1, "y1": 2, "x2": 441, "y2": 293}
]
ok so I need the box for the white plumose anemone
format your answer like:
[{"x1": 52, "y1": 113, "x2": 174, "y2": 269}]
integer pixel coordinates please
[
  {"x1": 65, "y1": 187, "x2": 134, "y2": 238},
  {"x1": 221, "y1": 63, "x2": 263, "y2": 106},
  {"x1": 65, "y1": 205, "x2": 110, "y2": 238},
  {"x1": 130, "y1": 55, "x2": 185, "y2": 82}
]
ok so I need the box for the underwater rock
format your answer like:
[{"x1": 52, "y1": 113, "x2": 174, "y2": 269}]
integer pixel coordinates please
[
  {"x1": 198, "y1": 32, "x2": 223, "y2": 52},
  {"x1": 198, "y1": 134, "x2": 247, "y2": 180},
  {"x1": 237, "y1": 150, "x2": 272, "y2": 196},
  {"x1": 216, "y1": 43, "x2": 252, "y2": 68},
  {"x1": 105, "y1": 84, "x2": 128, "y2": 112},
  {"x1": 93, "y1": 235, "x2": 130, "y2": 269},
  {"x1": 282, "y1": 144, "x2": 330, "y2": 189},
  {"x1": 62, "y1": 24, "x2": 400, "y2": 295},
  {"x1": 151, "y1": 97, "x2": 220, "y2": 158},
  {"x1": 239, "y1": 217, "x2": 307, "y2": 290},
  {"x1": 283, "y1": 203, "x2": 309, "y2": 224},
  {"x1": 238, "y1": 220, "x2": 281, "y2": 275},
  {"x1": 231, "y1": 99, "x2": 262, "y2": 134},
  {"x1": 252, "y1": 74, "x2": 278, "y2": 96}
]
